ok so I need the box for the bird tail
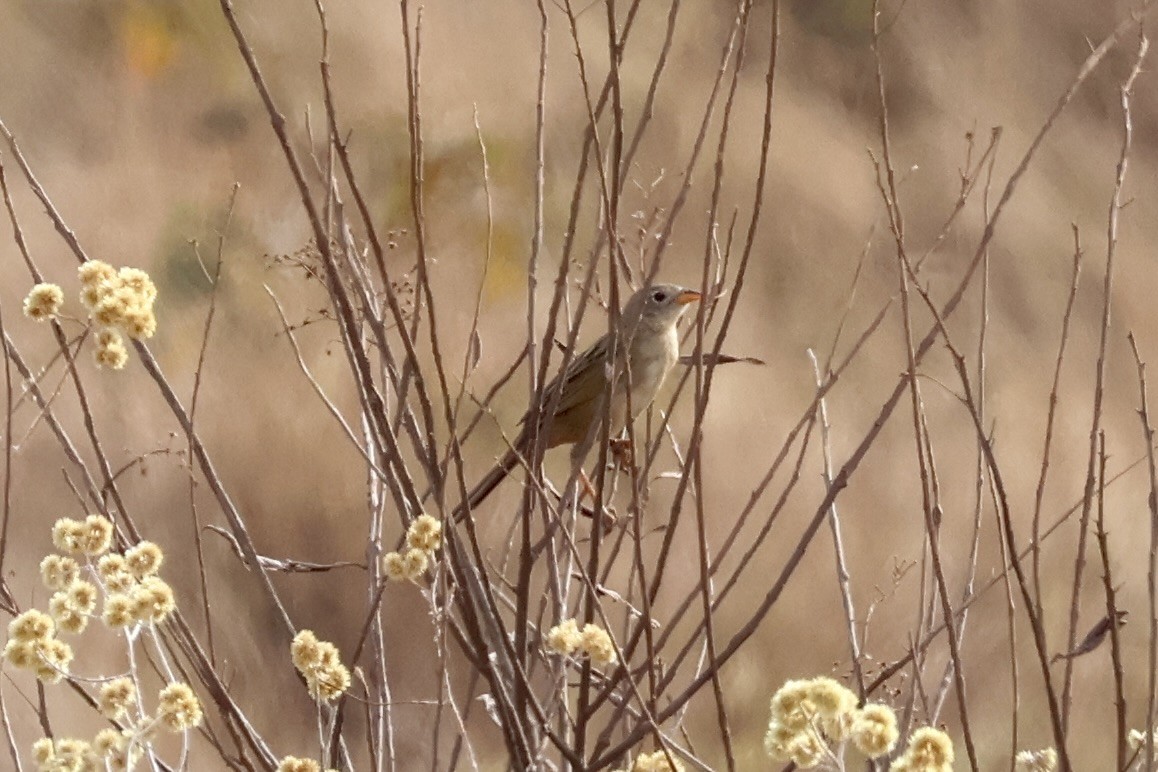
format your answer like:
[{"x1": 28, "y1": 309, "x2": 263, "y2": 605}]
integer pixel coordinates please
[{"x1": 454, "y1": 445, "x2": 523, "y2": 523}]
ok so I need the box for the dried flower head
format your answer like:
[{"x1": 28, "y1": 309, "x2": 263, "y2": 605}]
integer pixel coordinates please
[
  {"x1": 40, "y1": 555, "x2": 80, "y2": 592},
  {"x1": 54, "y1": 608, "x2": 87, "y2": 635},
  {"x1": 291, "y1": 630, "x2": 323, "y2": 672},
  {"x1": 80, "y1": 282, "x2": 107, "y2": 312},
  {"x1": 98, "y1": 554, "x2": 136, "y2": 593},
  {"x1": 83, "y1": 264, "x2": 158, "y2": 338},
  {"x1": 131, "y1": 576, "x2": 176, "y2": 623},
  {"x1": 51, "y1": 518, "x2": 86, "y2": 554},
  {"x1": 79, "y1": 514, "x2": 114, "y2": 556},
  {"x1": 95, "y1": 328, "x2": 129, "y2": 370},
  {"x1": 92, "y1": 728, "x2": 125, "y2": 757},
  {"x1": 48, "y1": 584, "x2": 94, "y2": 635},
  {"x1": 124, "y1": 541, "x2": 164, "y2": 578},
  {"x1": 31, "y1": 737, "x2": 56, "y2": 767},
  {"x1": 291, "y1": 630, "x2": 350, "y2": 702},
  {"x1": 851, "y1": 703, "x2": 899, "y2": 758},
  {"x1": 807, "y1": 676, "x2": 858, "y2": 740},
  {"x1": 631, "y1": 749, "x2": 684, "y2": 771},
  {"x1": 5, "y1": 628, "x2": 75, "y2": 683},
  {"x1": 402, "y1": 547, "x2": 429, "y2": 579},
  {"x1": 890, "y1": 726, "x2": 954, "y2": 772},
  {"x1": 382, "y1": 551, "x2": 407, "y2": 581},
  {"x1": 92, "y1": 290, "x2": 128, "y2": 328},
  {"x1": 99, "y1": 677, "x2": 137, "y2": 720},
  {"x1": 308, "y1": 662, "x2": 351, "y2": 702},
  {"x1": 1015, "y1": 748, "x2": 1058, "y2": 772},
  {"x1": 3, "y1": 640, "x2": 39, "y2": 670},
  {"x1": 764, "y1": 723, "x2": 826, "y2": 769},
  {"x1": 118, "y1": 267, "x2": 157, "y2": 303},
  {"x1": 765, "y1": 676, "x2": 862, "y2": 767},
  {"x1": 33, "y1": 638, "x2": 73, "y2": 683},
  {"x1": 157, "y1": 682, "x2": 203, "y2": 731},
  {"x1": 277, "y1": 757, "x2": 339, "y2": 772},
  {"x1": 30, "y1": 736, "x2": 96, "y2": 771},
  {"x1": 407, "y1": 514, "x2": 443, "y2": 553},
  {"x1": 67, "y1": 580, "x2": 99, "y2": 615},
  {"x1": 580, "y1": 624, "x2": 616, "y2": 666},
  {"x1": 23, "y1": 283, "x2": 64, "y2": 321},
  {"x1": 123, "y1": 307, "x2": 157, "y2": 340},
  {"x1": 546, "y1": 619, "x2": 582, "y2": 656},
  {"x1": 78, "y1": 262, "x2": 158, "y2": 370},
  {"x1": 102, "y1": 593, "x2": 137, "y2": 629},
  {"x1": 79, "y1": 260, "x2": 117, "y2": 288},
  {"x1": 9, "y1": 610, "x2": 55, "y2": 642}
]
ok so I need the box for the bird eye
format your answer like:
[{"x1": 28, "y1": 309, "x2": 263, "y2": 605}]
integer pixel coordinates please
[{"x1": 651, "y1": 290, "x2": 666, "y2": 303}]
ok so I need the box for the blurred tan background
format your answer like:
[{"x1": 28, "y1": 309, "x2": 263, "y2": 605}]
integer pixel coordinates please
[{"x1": 3, "y1": 0, "x2": 1158, "y2": 768}]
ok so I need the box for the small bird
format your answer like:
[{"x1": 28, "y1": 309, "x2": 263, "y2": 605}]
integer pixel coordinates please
[
  {"x1": 1051, "y1": 610, "x2": 1128, "y2": 663},
  {"x1": 458, "y1": 283, "x2": 701, "y2": 518}
]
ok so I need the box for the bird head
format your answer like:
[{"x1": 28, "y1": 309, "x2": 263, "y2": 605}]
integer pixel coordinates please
[{"x1": 620, "y1": 283, "x2": 701, "y2": 334}]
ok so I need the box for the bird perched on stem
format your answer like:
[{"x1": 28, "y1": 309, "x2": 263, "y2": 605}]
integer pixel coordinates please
[{"x1": 457, "y1": 283, "x2": 701, "y2": 520}]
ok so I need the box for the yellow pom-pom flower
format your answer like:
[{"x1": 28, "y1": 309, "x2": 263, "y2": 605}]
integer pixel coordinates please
[
  {"x1": 33, "y1": 638, "x2": 73, "y2": 683},
  {"x1": 23, "y1": 283, "x2": 64, "y2": 321},
  {"x1": 1015, "y1": 748, "x2": 1058, "y2": 772},
  {"x1": 406, "y1": 514, "x2": 443, "y2": 553},
  {"x1": 291, "y1": 630, "x2": 350, "y2": 703},
  {"x1": 890, "y1": 726, "x2": 954, "y2": 772},
  {"x1": 39, "y1": 555, "x2": 80, "y2": 591},
  {"x1": 8, "y1": 609, "x2": 55, "y2": 642},
  {"x1": 102, "y1": 594, "x2": 137, "y2": 629},
  {"x1": 131, "y1": 576, "x2": 176, "y2": 623},
  {"x1": 79, "y1": 514, "x2": 115, "y2": 556},
  {"x1": 99, "y1": 677, "x2": 138, "y2": 720},
  {"x1": 851, "y1": 703, "x2": 899, "y2": 758},
  {"x1": 545, "y1": 619, "x2": 582, "y2": 656},
  {"x1": 382, "y1": 551, "x2": 408, "y2": 581},
  {"x1": 580, "y1": 624, "x2": 616, "y2": 666},
  {"x1": 631, "y1": 749, "x2": 684, "y2": 771},
  {"x1": 124, "y1": 540, "x2": 164, "y2": 579},
  {"x1": 402, "y1": 547, "x2": 429, "y2": 579},
  {"x1": 157, "y1": 683, "x2": 203, "y2": 731},
  {"x1": 51, "y1": 518, "x2": 85, "y2": 554}
]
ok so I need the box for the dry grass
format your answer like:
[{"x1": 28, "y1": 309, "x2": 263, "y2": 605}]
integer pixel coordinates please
[{"x1": 1, "y1": 0, "x2": 1158, "y2": 770}]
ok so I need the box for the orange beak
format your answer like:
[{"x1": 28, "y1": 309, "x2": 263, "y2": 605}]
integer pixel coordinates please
[{"x1": 675, "y1": 289, "x2": 702, "y2": 306}]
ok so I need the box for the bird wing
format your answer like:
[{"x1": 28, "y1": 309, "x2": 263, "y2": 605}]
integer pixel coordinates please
[{"x1": 521, "y1": 333, "x2": 610, "y2": 425}]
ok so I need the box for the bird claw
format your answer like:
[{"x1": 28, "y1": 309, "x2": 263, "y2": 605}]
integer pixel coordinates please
[{"x1": 609, "y1": 438, "x2": 635, "y2": 470}]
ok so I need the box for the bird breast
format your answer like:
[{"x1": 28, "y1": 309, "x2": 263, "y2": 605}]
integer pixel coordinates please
[{"x1": 620, "y1": 325, "x2": 679, "y2": 418}]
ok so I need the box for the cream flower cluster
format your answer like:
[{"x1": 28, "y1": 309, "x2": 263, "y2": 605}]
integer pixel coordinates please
[
  {"x1": 31, "y1": 680, "x2": 201, "y2": 771},
  {"x1": 291, "y1": 630, "x2": 352, "y2": 702},
  {"x1": 609, "y1": 748, "x2": 684, "y2": 772},
  {"x1": 764, "y1": 676, "x2": 899, "y2": 769},
  {"x1": 277, "y1": 757, "x2": 339, "y2": 772},
  {"x1": 545, "y1": 619, "x2": 617, "y2": 666},
  {"x1": 2, "y1": 610, "x2": 73, "y2": 684},
  {"x1": 4, "y1": 517, "x2": 177, "y2": 684},
  {"x1": 383, "y1": 514, "x2": 442, "y2": 582},
  {"x1": 78, "y1": 260, "x2": 158, "y2": 369},
  {"x1": 22, "y1": 283, "x2": 64, "y2": 322},
  {"x1": 1014, "y1": 747, "x2": 1057, "y2": 772},
  {"x1": 22, "y1": 262, "x2": 159, "y2": 370},
  {"x1": 889, "y1": 726, "x2": 954, "y2": 772},
  {"x1": 45, "y1": 517, "x2": 175, "y2": 631},
  {"x1": 32, "y1": 731, "x2": 139, "y2": 772},
  {"x1": 8, "y1": 516, "x2": 198, "y2": 771}
]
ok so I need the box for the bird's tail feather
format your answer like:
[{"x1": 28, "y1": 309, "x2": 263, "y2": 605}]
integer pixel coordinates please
[{"x1": 454, "y1": 445, "x2": 523, "y2": 522}]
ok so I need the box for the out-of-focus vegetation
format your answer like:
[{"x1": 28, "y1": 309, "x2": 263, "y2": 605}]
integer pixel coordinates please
[{"x1": 2, "y1": 0, "x2": 1158, "y2": 769}]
